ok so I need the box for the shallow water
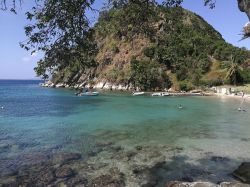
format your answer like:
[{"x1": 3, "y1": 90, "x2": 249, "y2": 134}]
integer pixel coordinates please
[{"x1": 0, "y1": 80, "x2": 250, "y2": 186}]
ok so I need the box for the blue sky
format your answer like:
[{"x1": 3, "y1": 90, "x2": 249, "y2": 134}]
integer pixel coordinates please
[{"x1": 0, "y1": 0, "x2": 249, "y2": 79}]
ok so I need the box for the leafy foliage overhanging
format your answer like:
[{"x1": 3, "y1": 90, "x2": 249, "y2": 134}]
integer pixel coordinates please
[{"x1": 2, "y1": 0, "x2": 214, "y2": 78}]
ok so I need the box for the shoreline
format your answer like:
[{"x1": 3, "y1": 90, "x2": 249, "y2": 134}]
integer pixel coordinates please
[
  {"x1": 214, "y1": 93, "x2": 250, "y2": 103},
  {"x1": 40, "y1": 81, "x2": 250, "y2": 101}
]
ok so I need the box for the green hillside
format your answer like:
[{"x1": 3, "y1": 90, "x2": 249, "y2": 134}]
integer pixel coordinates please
[{"x1": 51, "y1": 5, "x2": 250, "y2": 91}]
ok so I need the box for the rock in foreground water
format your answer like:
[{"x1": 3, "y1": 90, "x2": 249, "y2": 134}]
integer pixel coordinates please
[
  {"x1": 166, "y1": 181, "x2": 250, "y2": 187},
  {"x1": 53, "y1": 152, "x2": 81, "y2": 165},
  {"x1": 55, "y1": 166, "x2": 75, "y2": 178},
  {"x1": 233, "y1": 162, "x2": 250, "y2": 184},
  {"x1": 90, "y1": 174, "x2": 125, "y2": 187}
]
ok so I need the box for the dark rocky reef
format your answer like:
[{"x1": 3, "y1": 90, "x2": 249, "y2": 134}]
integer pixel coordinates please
[{"x1": 233, "y1": 162, "x2": 250, "y2": 184}]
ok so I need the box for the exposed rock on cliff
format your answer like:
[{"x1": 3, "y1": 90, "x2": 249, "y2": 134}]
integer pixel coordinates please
[{"x1": 48, "y1": 5, "x2": 250, "y2": 91}]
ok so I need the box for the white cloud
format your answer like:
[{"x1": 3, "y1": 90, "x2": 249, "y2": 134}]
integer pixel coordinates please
[
  {"x1": 22, "y1": 56, "x2": 31, "y2": 62},
  {"x1": 22, "y1": 51, "x2": 38, "y2": 62}
]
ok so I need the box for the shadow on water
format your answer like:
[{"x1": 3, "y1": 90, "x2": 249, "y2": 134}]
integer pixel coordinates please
[
  {"x1": 0, "y1": 130, "x2": 247, "y2": 187},
  {"x1": 140, "y1": 155, "x2": 242, "y2": 187}
]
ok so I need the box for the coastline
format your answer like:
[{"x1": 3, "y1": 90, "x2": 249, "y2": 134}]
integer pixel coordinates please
[
  {"x1": 40, "y1": 80, "x2": 250, "y2": 101},
  {"x1": 214, "y1": 93, "x2": 250, "y2": 103}
]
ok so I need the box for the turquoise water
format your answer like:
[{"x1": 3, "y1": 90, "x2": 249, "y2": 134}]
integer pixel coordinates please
[{"x1": 0, "y1": 80, "x2": 250, "y2": 186}]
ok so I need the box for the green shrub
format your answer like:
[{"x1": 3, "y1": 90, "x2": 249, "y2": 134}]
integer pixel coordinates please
[
  {"x1": 143, "y1": 46, "x2": 155, "y2": 59},
  {"x1": 131, "y1": 58, "x2": 171, "y2": 90}
]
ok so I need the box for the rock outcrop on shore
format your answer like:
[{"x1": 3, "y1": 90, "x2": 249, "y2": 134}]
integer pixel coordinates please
[{"x1": 41, "y1": 80, "x2": 136, "y2": 91}]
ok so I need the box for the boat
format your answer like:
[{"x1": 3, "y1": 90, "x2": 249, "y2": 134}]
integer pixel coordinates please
[
  {"x1": 82, "y1": 92, "x2": 99, "y2": 96},
  {"x1": 151, "y1": 92, "x2": 170, "y2": 97},
  {"x1": 162, "y1": 92, "x2": 170, "y2": 96},
  {"x1": 152, "y1": 92, "x2": 164, "y2": 97},
  {"x1": 132, "y1": 92, "x2": 145, "y2": 96}
]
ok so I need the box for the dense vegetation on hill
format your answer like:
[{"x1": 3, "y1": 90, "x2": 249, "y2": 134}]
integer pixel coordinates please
[
  {"x1": 2, "y1": 0, "x2": 250, "y2": 91},
  {"x1": 50, "y1": 4, "x2": 250, "y2": 91}
]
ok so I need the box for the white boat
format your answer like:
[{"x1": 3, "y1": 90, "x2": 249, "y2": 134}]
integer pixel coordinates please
[
  {"x1": 152, "y1": 92, "x2": 164, "y2": 97},
  {"x1": 82, "y1": 92, "x2": 99, "y2": 96},
  {"x1": 162, "y1": 92, "x2": 170, "y2": 96},
  {"x1": 132, "y1": 92, "x2": 145, "y2": 96},
  {"x1": 151, "y1": 92, "x2": 170, "y2": 97}
]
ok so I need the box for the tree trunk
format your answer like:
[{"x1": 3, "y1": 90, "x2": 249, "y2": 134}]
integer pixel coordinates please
[{"x1": 234, "y1": 73, "x2": 237, "y2": 86}]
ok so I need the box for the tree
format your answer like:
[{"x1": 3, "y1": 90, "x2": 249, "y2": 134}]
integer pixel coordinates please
[
  {"x1": 238, "y1": 0, "x2": 250, "y2": 19},
  {"x1": 20, "y1": 0, "x2": 97, "y2": 78},
  {"x1": 225, "y1": 55, "x2": 244, "y2": 86},
  {"x1": 130, "y1": 58, "x2": 171, "y2": 90}
]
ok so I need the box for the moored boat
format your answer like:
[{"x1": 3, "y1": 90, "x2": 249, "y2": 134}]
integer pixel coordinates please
[
  {"x1": 132, "y1": 92, "x2": 145, "y2": 96},
  {"x1": 152, "y1": 92, "x2": 164, "y2": 97},
  {"x1": 151, "y1": 92, "x2": 170, "y2": 97}
]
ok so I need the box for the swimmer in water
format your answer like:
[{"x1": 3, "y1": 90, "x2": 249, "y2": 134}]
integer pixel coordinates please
[
  {"x1": 238, "y1": 107, "x2": 247, "y2": 112},
  {"x1": 178, "y1": 105, "x2": 183, "y2": 109}
]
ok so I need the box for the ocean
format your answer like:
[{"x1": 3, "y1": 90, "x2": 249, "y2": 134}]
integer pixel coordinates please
[{"x1": 0, "y1": 80, "x2": 250, "y2": 186}]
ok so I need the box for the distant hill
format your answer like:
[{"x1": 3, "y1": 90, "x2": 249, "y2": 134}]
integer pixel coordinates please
[{"x1": 51, "y1": 6, "x2": 250, "y2": 91}]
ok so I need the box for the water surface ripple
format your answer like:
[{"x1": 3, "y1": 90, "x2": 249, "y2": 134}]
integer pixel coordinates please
[{"x1": 0, "y1": 80, "x2": 250, "y2": 186}]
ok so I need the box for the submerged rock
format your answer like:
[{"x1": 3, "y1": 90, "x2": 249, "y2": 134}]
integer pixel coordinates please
[
  {"x1": 90, "y1": 174, "x2": 125, "y2": 187},
  {"x1": 55, "y1": 166, "x2": 75, "y2": 178},
  {"x1": 211, "y1": 156, "x2": 230, "y2": 162},
  {"x1": 17, "y1": 166, "x2": 56, "y2": 186},
  {"x1": 87, "y1": 146, "x2": 104, "y2": 157},
  {"x1": 241, "y1": 138, "x2": 250, "y2": 142},
  {"x1": 135, "y1": 145, "x2": 143, "y2": 151},
  {"x1": 0, "y1": 168, "x2": 18, "y2": 177},
  {"x1": 0, "y1": 143, "x2": 11, "y2": 150},
  {"x1": 180, "y1": 176, "x2": 194, "y2": 182},
  {"x1": 65, "y1": 175, "x2": 88, "y2": 186},
  {"x1": 90, "y1": 167, "x2": 125, "y2": 187},
  {"x1": 0, "y1": 176, "x2": 17, "y2": 186},
  {"x1": 53, "y1": 152, "x2": 81, "y2": 165},
  {"x1": 233, "y1": 162, "x2": 250, "y2": 184},
  {"x1": 166, "y1": 181, "x2": 249, "y2": 187},
  {"x1": 1, "y1": 152, "x2": 50, "y2": 172},
  {"x1": 133, "y1": 165, "x2": 148, "y2": 175}
]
